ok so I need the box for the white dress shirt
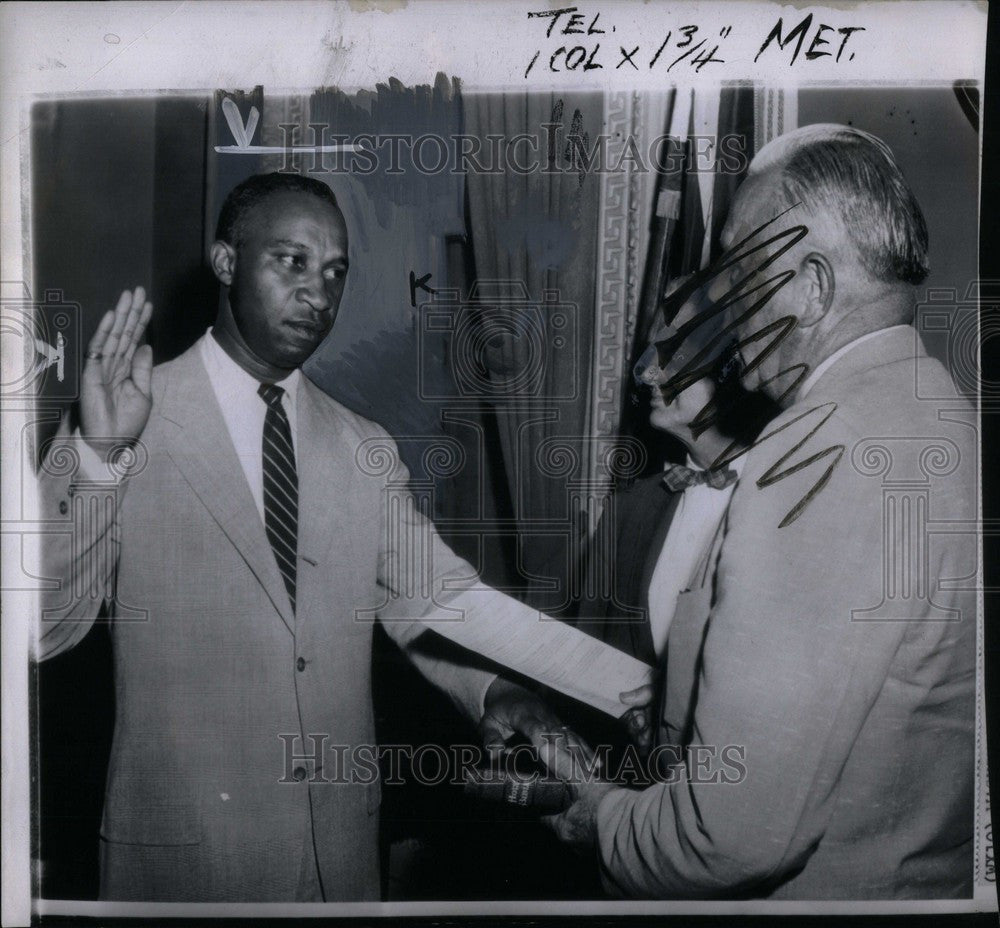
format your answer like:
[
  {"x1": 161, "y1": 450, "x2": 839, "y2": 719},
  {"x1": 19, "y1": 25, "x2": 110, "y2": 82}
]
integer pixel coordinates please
[
  {"x1": 647, "y1": 453, "x2": 745, "y2": 659},
  {"x1": 77, "y1": 329, "x2": 300, "y2": 525},
  {"x1": 198, "y1": 329, "x2": 300, "y2": 522}
]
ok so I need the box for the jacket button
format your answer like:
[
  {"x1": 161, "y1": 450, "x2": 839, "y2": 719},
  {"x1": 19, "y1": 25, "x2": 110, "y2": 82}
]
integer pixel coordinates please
[
  {"x1": 296, "y1": 657, "x2": 306, "y2": 672},
  {"x1": 58, "y1": 500, "x2": 69, "y2": 515},
  {"x1": 293, "y1": 766, "x2": 307, "y2": 782}
]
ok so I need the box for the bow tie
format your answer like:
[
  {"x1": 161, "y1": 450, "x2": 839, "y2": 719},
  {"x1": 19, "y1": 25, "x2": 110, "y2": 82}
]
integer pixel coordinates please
[{"x1": 662, "y1": 462, "x2": 738, "y2": 492}]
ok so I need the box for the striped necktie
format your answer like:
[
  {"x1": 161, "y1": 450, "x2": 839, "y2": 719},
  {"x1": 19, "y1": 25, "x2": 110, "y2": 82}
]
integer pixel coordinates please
[{"x1": 259, "y1": 383, "x2": 298, "y2": 612}]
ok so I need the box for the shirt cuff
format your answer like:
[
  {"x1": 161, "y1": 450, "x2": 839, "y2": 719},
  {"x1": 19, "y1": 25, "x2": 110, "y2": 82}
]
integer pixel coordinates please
[
  {"x1": 73, "y1": 430, "x2": 113, "y2": 481},
  {"x1": 69, "y1": 429, "x2": 131, "y2": 486},
  {"x1": 477, "y1": 672, "x2": 499, "y2": 720}
]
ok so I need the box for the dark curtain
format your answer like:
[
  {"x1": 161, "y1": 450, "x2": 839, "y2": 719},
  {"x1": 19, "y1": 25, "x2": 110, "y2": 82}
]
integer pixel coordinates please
[{"x1": 463, "y1": 92, "x2": 602, "y2": 613}]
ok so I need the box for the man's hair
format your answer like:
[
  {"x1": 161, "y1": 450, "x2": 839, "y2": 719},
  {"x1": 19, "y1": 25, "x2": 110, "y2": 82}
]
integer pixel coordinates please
[
  {"x1": 215, "y1": 172, "x2": 340, "y2": 247},
  {"x1": 750, "y1": 124, "x2": 929, "y2": 285}
]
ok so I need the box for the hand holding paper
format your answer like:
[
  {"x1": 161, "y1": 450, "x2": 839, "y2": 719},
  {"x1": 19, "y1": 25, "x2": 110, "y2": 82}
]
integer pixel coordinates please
[{"x1": 414, "y1": 601, "x2": 655, "y2": 718}]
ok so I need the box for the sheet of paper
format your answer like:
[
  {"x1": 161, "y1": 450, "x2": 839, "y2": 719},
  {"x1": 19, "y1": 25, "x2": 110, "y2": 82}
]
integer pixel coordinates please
[{"x1": 414, "y1": 605, "x2": 654, "y2": 718}]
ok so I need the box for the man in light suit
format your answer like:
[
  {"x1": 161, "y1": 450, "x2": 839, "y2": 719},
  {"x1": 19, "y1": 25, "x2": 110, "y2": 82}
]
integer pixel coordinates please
[
  {"x1": 542, "y1": 125, "x2": 977, "y2": 898},
  {"x1": 36, "y1": 172, "x2": 565, "y2": 902}
]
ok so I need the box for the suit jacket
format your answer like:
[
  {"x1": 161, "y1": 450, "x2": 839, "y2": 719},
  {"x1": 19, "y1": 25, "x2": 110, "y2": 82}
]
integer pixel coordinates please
[
  {"x1": 37, "y1": 342, "x2": 493, "y2": 902},
  {"x1": 597, "y1": 326, "x2": 977, "y2": 899}
]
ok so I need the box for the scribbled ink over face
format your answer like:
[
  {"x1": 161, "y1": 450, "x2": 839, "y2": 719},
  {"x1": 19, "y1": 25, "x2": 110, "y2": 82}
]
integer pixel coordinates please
[
  {"x1": 718, "y1": 172, "x2": 807, "y2": 400},
  {"x1": 648, "y1": 376, "x2": 715, "y2": 439},
  {"x1": 227, "y1": 191, "x2": 349, "y2": 369}
]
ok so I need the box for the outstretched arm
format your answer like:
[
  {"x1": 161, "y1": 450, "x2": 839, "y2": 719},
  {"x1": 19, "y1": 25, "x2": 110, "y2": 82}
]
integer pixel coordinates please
[{"x1": 37, "y1": 288, "x2": 154, "y2": 660}]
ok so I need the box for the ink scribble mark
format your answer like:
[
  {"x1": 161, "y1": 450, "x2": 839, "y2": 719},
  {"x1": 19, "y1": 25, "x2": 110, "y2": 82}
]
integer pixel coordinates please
[
  {"x1": 752, "y1": 402, "x2": 845, "y2": 528},
  {"x1": 655, "y1": 203, "x2": 808, "y2": 406},
  {"x1": 649, "y1": 207, "x2": 846, "y2": 526}
]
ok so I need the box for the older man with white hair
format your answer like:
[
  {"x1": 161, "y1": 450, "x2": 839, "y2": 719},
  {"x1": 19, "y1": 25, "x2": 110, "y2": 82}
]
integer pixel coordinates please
[{"x1": 541, "y1": 124, "x2": 977, "y2": 899}]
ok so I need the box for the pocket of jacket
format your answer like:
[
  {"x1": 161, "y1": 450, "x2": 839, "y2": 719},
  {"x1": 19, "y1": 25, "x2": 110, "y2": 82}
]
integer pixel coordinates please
[{"x1": 99, "y1": 799, "x2": 202, "y2": 846}]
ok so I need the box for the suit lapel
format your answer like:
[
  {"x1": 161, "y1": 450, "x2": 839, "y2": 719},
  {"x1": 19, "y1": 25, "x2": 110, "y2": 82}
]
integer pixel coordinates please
[
  {"x1": 659, "y1": 497, "x2": 730, "y2": 747},
  {"x1": 639, "y1": 482, "x2": 682, "y2": 619},
  {"x1": 295, "y1": 378, "x2": 356, "y2": 577},
  {"x1": 156, "y1": 345, "x2": 296, "y2": 635},
  {"x1": 622, "y1": 479, "x2": 680, "y2": 664}
]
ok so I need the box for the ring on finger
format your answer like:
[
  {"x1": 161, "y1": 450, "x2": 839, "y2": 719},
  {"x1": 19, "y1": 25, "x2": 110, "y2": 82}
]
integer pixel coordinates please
[{"x1": 85, "y1": 351, "x2": 103, "y2": 360}]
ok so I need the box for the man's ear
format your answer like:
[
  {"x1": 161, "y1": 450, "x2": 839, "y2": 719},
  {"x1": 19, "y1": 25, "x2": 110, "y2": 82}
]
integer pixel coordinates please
[
  {"x1": 796, "y1": 252, "x2": 835, "y2": 327},
  {"x1": 210, "y1": 240, "x2": 237, "y2": 287}
]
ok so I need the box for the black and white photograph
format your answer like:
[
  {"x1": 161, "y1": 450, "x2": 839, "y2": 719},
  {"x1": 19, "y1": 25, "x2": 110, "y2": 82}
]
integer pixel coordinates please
[{"x1": 0, "y1": 1, "x2": 995, "y2": 922}]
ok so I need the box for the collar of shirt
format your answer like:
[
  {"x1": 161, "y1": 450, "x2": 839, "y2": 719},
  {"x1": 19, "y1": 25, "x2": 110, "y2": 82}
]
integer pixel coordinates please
[
  {"x1": 796, "y1": 325, "x2": 912, "y2": 402},
  {"x1": 200, "y1": 328, "x2": 300, "y2": 434},
  {"x1": 198, "y1": 329, "x2": 301, "y2": 521}
]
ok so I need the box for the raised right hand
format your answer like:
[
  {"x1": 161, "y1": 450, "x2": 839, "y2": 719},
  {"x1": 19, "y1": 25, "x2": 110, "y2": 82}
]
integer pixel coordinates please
[{"x1": 80, "y1": 288, "x2": 154, "y2": 451}]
